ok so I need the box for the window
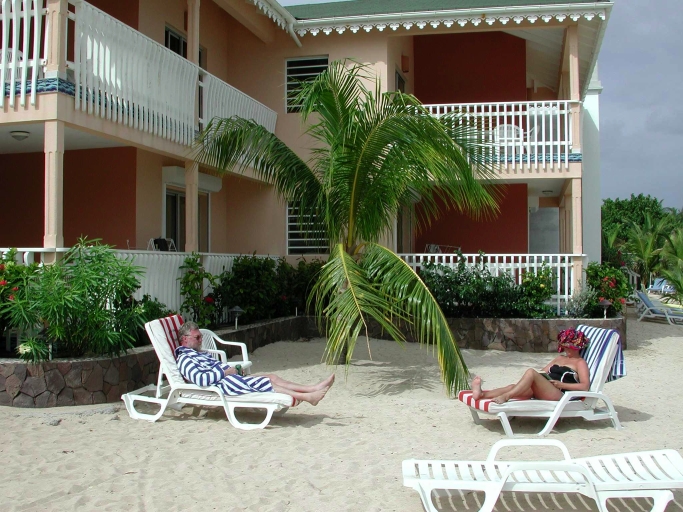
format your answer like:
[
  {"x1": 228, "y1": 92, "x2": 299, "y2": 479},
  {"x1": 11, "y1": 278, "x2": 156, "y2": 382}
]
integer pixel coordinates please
[
  {"x1": 287, "y1": 203, "x2": 329, "y2": 255},
  {"x1": 164, "y1": 26, "x2": 205, "y2": 68},
  {"x1": 286, "y1": 56, "x2": 328, "y2": 113},
  {"x1": 166, "y1": 189, "x2": 210, "y2": 252}
]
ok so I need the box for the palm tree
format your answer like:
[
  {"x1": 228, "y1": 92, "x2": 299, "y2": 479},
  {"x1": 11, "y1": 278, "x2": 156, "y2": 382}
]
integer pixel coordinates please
[
  {"x1": 624, "y1": 213, "x2": 671, "y2": 287},
  {"x1": 193, "y1": 61, "x2": 499, "y2": 395}
]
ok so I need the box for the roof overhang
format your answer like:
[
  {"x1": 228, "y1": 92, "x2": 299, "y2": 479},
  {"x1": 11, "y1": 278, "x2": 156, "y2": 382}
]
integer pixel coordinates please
[{"x1": 258, "y1": 1, "x2": 612, "y2": 98}]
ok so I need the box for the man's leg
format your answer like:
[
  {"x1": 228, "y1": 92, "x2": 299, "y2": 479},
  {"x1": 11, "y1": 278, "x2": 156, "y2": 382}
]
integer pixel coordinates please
[
  {"x1": 258, "y1": 373, "x2": 334, "y2": 393},
  {"x1": 271, "y1": 385, "x2": 329, "y2": 406}
]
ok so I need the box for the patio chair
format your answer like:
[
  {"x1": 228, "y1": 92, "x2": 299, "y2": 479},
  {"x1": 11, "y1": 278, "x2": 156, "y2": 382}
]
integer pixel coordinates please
[
  {"x1": 647, "y1": 277, "x2": 667, "y2": 294},
  {"x1": 636, "y1": 291, "x2": 683, "y2": 326},
  {"x1": 402, "y1": 439, "x2": 683, "y2": 512},
  {"x1": 121, "y1": 315, "x2": 293, "y2": 430},
  {"x1": 458, "y1": 325, "x2": 625, "y2": 437}
]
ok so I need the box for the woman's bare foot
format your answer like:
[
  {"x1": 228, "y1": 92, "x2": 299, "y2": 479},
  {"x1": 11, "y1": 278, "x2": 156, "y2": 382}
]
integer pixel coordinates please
[
  {"x1": 493, "y1": 393, "x2": 511, "y2": 404},
  {"x1": 314, "y1": 374, "x2": 335, "y2": 391},
  {"x1": 306, "y1": 387, "x2": 328, "y2": 406},
  {"x1": 471, "y1": 376, "x2": 483, "y2": 400}
]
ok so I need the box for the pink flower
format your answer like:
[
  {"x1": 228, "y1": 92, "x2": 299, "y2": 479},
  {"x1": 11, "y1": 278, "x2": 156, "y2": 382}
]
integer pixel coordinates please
[
  {"x1": 8, "y1": 294, "x2": 14, "y2": 301},
  {"x1": 11, "y1": 287, "x2": 18, "y2": 291},
  {"x1": 619, "y1": 298, "x2": 626, "y2": 304},
  {"x1": 0, "y1": 280, "x2": 6, "y2": 286}
]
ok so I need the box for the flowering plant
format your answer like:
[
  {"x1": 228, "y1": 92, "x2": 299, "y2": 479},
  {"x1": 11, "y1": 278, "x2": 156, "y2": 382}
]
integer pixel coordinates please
[{"x1": 585, "y1": 262, "x2": 631, "y2": 316}]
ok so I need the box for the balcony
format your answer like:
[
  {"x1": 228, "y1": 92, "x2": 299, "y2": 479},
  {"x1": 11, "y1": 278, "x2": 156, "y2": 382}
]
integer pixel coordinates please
[
  {"x1": 1, "y1": 0, "x2": 276, "y2": 148},
  {"x1": 425, "y1": 100, "x2": 581, "y2": 177}
]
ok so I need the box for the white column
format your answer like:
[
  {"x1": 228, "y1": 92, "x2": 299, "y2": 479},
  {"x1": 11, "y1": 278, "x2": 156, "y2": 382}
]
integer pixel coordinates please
[
  {"x1": 187, "y1": 0, "x2": 201, "y2": 66},
  {"x1": 44, "y1": 120, "x2": 65, "y2": 253},
  {"x1": 571, "y1": 178, "x2": 583, "y2": 289},
  {"x1": 45, "y1": 0, "x2": 68, "y2": 79},
  {"x1": 582, "y1": 66, "x2": 603, "y2": 264},
  {"x1": 184, "y1": 160, "x2": 199, "y2": 252},
  {"x1": 567, "y1": 25, "x2": 581, "y2": 153}
]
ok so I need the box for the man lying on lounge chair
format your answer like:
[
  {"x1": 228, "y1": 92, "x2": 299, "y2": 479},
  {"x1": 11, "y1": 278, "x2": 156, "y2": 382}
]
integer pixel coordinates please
[{"x1": 176, "y1": 322, "x2": 334, "y2": 406}]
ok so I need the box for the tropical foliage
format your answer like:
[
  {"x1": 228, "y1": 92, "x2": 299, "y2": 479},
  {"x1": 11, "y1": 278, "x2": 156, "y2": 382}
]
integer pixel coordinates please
[
  {"x1": 1, "y1": 239, "x2": 144, "y2": 359},
  {"x1": 194, "y1": 60, "x2": 499, "y2": 394}
]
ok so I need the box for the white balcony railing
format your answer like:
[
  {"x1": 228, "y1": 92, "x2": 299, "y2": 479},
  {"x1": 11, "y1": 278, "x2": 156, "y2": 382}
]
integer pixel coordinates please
[
  {"x1": 400, "y1": 253, "x2": 585, "y2": 314},
  {"x1": 69, "y1": 0, "x2": 277, "y2": 145},
  {"x1": 424, "y1": 101, "x2": 577, "y2": 172},
  {"x1": 0, "y1": 0, "x2": 47, "y2": 108},
  {"x1": 1, "y1": 1, "x2": 276, "y2": 144}
]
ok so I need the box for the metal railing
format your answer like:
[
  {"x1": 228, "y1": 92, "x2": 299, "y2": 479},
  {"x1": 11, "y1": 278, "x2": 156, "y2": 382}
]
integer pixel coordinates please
[
  {"x1": 400, "y1": 252, "x2": 585, "y2": 314},
  {"x1": 424, "y1": 100, "x2": 577, "y2": 172}
]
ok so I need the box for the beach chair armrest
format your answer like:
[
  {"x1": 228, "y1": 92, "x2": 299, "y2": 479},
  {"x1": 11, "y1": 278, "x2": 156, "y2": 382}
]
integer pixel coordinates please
[
  {"x1": 213, "y1": 337, "x2": 250, "y2": 361},
  {"x1": 487, "y1": 439, "x2": 572, "y2": 462},
  {"x1": 202, "y1": 348, "x2": 228, "y2": 363},
  {"x1": 562, "y1": 391, "x2": 608, "y2": 401},
  {"x1": 501, "y1": 462, "x2": 595, "y2": 485}
]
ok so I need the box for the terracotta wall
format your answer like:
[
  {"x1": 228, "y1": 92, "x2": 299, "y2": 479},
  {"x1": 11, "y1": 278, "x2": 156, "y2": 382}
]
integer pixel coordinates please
[
  {"x1": 413, "y1": 32, "x2": 527, "y2": 104},
  {"x1": 88, "y1": 0, "x2": 139, "y2": 29},
  {"x1": 414, "y1": 183, "x2": 529, "y2": 254},
  {"x1": 0, "y1": 148, "x2": 136, "y2": 249},
  {"x1": 63, "y1": 148, "x2": 137, "y2": 248},
  {"x1": 0, "y1": 153, "x2": 44, "y2": 247}
]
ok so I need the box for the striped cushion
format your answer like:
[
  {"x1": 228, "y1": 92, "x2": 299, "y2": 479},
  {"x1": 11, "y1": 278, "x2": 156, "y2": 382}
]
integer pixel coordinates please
[
  {"x1": 458, "y1": 390, "x2": 588, "y2": 413},
  {"x1": 159, "y1": 314, "x2": 184, "y2": 356}
]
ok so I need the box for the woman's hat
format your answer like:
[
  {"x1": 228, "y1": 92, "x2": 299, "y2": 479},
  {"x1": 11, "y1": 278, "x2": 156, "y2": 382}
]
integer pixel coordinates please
[{"x1": 557, "y1": 328, "x2": 588, "y2": 352}]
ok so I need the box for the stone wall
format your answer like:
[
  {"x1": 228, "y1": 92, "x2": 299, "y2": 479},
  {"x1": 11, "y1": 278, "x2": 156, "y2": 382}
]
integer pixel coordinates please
[
  {"x1": 0, "y1": 346, "x2": 158, "y2": 408},
  {"x1": 215, "y1": 316, "x2": 626, "y2": 353}
]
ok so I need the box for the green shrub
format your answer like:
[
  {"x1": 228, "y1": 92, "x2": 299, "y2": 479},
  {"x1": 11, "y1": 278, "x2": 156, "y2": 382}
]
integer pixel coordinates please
[
  {"x1": 565, "y1": 284, "x2": 599, "y2": 318},
  {"x1": 1, "y1": 239, "x2": 144, "y2": 360},
  {"x1": 134, "y1": 294, "x2": 175, "y2": 345},
  {"x1": 179, "y1": 253, "x2": 217, "y2": 327},
  {"x1": 0, "y1": 249, "x2": 39, "y2": 337},
  {"x1": 214, "y1": 255, "x2": 325, "y2": 324},
  {"x1": 420, "y1": 256, "x2": 555, "y2": 319},
  {"x1": 584, "y1": 262, "x2": 631, "y2": 317}
]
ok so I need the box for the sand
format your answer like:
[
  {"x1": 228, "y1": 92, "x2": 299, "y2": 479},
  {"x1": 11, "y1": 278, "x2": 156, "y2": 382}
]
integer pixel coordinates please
[{"x1": 2, "y1": 309, "x2": 683, "y2": 512}]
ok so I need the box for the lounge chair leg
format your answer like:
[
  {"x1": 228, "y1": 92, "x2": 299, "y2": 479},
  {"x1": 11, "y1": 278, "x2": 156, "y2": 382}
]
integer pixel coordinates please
[
  {"x1": 122, "y1": 389, "x2": 175, "y2": 422},
  {"x1": 223, "y1": 402, "x2": 277, "y2": 430},
  {"x1": 469, "y1": 408, "x2": 482, "y2": 425},
  {"x1": 415, "y1": 484, "x2": 439, "y2": 512},
  {"x1": 599, "y1": 490, "x2": 673, "y2": 512},
  {"x1": 497, "y1": 412, "x2": 516, "y2": 437}
]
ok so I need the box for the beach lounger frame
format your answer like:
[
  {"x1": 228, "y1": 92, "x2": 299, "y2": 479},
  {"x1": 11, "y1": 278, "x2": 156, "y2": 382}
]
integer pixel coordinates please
[
  {"x1": 458, "y1": 325, "x2": 625, "y2": 437},
  {"x1": 402, "y1": 439, "x2": 683, "y2": 512},
  {"x1": 121, "y1": 315, "x2": 294, "y2": 430},
  {"x1": 635, "y1": 290, "x2": 683, "y2": 326}
]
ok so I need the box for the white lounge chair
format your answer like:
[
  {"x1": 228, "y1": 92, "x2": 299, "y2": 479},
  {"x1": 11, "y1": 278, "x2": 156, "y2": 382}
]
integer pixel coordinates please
[
  {"x1": 636, "y1": 291, "x2": 683, "y2": 326},
  {"x1": 458, "y1": 325, "x2": 626, "y2": 437},
  {"x1": 121, "y1": 315, "x2": 294, "y2": 430},
  {"x1": 403, "y1": 439, "x2": 683, "y2": 512}
]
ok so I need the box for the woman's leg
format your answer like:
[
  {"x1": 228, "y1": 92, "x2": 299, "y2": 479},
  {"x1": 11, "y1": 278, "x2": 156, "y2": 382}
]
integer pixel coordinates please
[
  {"x1": 258, "y1": 373, "x2": 335, "y2": 393},
  {"x1": 492, "y1": 369, "x2": 563, "y2": 404},
  {"x1": 472, "y1": 376, "x2": 518, "y2": 400}
]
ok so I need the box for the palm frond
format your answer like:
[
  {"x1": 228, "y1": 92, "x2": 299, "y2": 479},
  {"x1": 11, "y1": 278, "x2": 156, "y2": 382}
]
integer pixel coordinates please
[
  {"x1": 310, "y1": 244, "x2": 406, "y2": 366},
  {"x1": 361, "y1": 243, "x2": 469, "y2": 395}
]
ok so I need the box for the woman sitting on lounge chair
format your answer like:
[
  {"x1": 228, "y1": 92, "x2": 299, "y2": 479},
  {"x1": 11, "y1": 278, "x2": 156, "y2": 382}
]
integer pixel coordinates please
[{"x1": 471, "y1": 329, "x2": 590, "y2": 404}]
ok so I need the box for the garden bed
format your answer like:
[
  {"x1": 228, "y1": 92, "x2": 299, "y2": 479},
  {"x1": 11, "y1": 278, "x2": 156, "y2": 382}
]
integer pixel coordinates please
[{"x1": 0, "y1": 346, "x2": 158, "y2": 408}]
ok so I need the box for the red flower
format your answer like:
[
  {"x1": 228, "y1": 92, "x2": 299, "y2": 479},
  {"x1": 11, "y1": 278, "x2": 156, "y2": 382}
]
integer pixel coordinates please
[
  {"x1": 0, "y1": 264, "x2": 5, "y2": 271},
  {"x1": 8, "y1": 294, "x2": 14, "y2": 301},
  {"x1": 619, "y1": 298, "x2": 626, "y2": 304},
  {"x1": 599, "y1": 297, "x2": 605, "y2": 302},
  {"x1": 609, "y1": 281, "x2": 616, "y2": 288},
  {"x1": 281, "y1": 295, "x2": 287, "y2": 301},
  {"x1": 0, "y1": 280, "x2": 6, "y2": 286},
  {"x1": 12, "y1": 287, "x2": 18, "y2": 291},
  {"x1": 603, "y1": 277, "x2": 609, "y2": 281},
  {"x1": 204, "y1": 296, "x2": 214, "y2": 303}
]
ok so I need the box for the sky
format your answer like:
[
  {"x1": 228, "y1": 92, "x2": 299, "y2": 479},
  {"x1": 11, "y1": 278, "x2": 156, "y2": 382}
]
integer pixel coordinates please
[{"x1": 279, "y1": 1, "x2": 682, "y2": 207}]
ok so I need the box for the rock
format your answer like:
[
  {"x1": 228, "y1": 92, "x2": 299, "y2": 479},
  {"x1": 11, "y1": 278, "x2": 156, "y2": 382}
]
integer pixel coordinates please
[
  {"x1": 45, "y1": 418, "x2": 62, "y2": 426},
  {"x1": 487, "y1": 342, "x2": 506, "y2": 351},
  {"x1": 73, "y1": 388, "x2": 92, "y2": 405},
  {"x1": 46, "y1": 392, "x2": 58, "y2": 407},
  {"x1": 0, "y1": 364, "x2": 15, "y2": 378},
  {"x1": 118, "y1": 363, "x2": 130, "y2": 382},
  {"x1": 21, "y1": 376, "x2": 47, "y2": 397},
  {"x1": 45, "y1": 369, "x2": 66, "y2": 394},
  {"x1": 26, "y1": 364, "x2": 45, "y2": 377},
  {"x1": 57, "y1": 362, "x2": 71, "y2": 376},
  {"x1": 12, "y1": 393, "x2": 35, "y2": 407},
  {"x1": 35, "y1": 391, "x2": 54, "y2": 407},
  {"x1": 0, "y1": 391, "x2": 11, "y2": 406},
  {"x1": 92, "y1": 391, "x2": 106, "y2": 404},
  {"x1": 0, "y1": 374, "x2": 5, "y2": 389},
  {"x1": 5, "y1": 374, "x2": 22, "y2": 398},
  {"x1": 14, "y1": 364, "x2": 27, "y2": 383},
  {"x1": 106, "y1": 385, "x2": 120, "y2": 403},
  {"x1": 110, "y1": 415, "x2": 120, "y2": 421},
  {"x1": 64, "y1": 368, "x2": 82, "y2": 388},
  {"x1": 103, "y1": 364, "x2": 119, "y2": 386},
  {"x1": 57, "y1": 388, "x2": 74, "y2": 406},
  {"x1": 83, "y1": 365, "x2": 104, "y2": 393}
]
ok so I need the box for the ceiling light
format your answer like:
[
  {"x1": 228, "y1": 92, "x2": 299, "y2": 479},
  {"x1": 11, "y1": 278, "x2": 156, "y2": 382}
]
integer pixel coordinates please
[
  {"x1": 10, "y1": 130, "x2": 30, "y2": 142},
  {"x1": 541, "y1": 190, "x2": 554, "y2": 196}
]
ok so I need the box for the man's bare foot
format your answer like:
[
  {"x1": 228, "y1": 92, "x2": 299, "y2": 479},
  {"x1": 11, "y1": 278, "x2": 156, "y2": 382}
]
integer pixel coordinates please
[
  {"x1": 307, "y1": 387, "x2": 328, "y2": 406},
  {"x1": 471, "y1": 376, "x2": 483, "y2": 400},
  {"x1": 315, "y1": 374, "x2": 335, "y2": 391},
  {"x1": 493, "y1": 393, "x2": 510, "y2": 404}
]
